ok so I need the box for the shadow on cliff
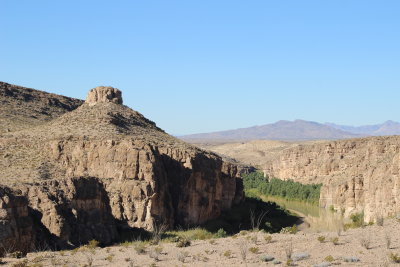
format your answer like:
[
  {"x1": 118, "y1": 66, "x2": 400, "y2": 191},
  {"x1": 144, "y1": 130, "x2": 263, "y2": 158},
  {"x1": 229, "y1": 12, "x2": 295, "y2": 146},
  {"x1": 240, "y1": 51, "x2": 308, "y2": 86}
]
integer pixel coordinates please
[
  {"x1": 28, "y1": 177, "x2": 119, "y2": 251},
  {"x1": 202, "y1": 197, "x2": 299, "y2": 234}
]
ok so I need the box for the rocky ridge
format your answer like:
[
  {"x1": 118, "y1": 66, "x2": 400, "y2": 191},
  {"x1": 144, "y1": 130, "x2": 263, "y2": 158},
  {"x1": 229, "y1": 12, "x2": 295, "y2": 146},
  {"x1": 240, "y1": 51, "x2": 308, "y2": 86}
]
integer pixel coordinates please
[
  {"x1": 263, "y1": 136, "x2": 400, "y2": 222},
  {"x1": 0, "y1": 84, "x2": 243, "y2": 254}
]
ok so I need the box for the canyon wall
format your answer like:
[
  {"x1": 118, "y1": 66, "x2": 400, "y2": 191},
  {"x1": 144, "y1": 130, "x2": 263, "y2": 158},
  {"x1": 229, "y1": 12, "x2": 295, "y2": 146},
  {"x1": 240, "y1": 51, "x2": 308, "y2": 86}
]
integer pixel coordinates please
[
  {"x1": 0, "y1": 85, "x2": 243, "y2": 253},
  {"x1": 264, "y1": 136, "x2": 400, "y2": 222}
]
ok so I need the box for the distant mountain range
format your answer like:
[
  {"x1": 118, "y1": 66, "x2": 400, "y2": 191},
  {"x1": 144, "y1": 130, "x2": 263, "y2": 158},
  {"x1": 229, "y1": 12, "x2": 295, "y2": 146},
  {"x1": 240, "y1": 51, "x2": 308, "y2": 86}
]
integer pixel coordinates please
[{"x1": 180, "y1": 120, "x2": 400, "y2": 141}]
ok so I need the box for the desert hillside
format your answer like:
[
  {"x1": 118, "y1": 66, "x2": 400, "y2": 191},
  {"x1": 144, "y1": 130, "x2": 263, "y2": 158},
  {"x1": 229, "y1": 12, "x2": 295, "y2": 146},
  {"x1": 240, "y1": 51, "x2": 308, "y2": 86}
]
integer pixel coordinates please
[
  {"x1": 0, "y1": 82, "x2": 83, "y2": 134},
  {"x1": 193, "y1": 139, "x2": 327, "y2": 168},
  {"x1": 0, "y1": 84, "x2": 243, "y2": 254}
]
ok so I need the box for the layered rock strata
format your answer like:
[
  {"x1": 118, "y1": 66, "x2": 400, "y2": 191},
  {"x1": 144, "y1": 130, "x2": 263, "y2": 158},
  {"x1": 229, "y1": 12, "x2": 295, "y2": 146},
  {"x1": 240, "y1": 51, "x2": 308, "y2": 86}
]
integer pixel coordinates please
[
  {"x1": 0, "y1": 84, "x2": 243, "y2": 253},
  {"x1": 264, "y1": 136, "x2": 400, "y2": 222}
]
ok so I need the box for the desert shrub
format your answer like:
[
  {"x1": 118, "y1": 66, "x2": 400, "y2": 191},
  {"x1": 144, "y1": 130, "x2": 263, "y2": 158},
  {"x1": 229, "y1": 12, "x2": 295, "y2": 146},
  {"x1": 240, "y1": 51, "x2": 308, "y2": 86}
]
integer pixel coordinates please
[
  {"x1": 149, "y1": 246, "x2": 163, "y2": 261},
  {"x1": 331, "y1": 237, "x2": 339, "y2": 245},
  {"x1": 87, "y1": 239, "x2": 99, "y2": 249},
  {"x1": 344, "y1": 212, "x2": 365, "y2": 230},
  {"x1": 166, "y1": 228, "x2": 213, "y2": 241},
  {"x1": 177, "y1": 251, "x2": 189, "y2": 263},
  {"x1": 390, "y1": 253, "x2": 400, "y2": 263},
  {"x1": 280, "y1": 225, "x2": 298, "y2": 234},
  {"x1": 292, "y1": 252, "x2": 310, "y2": 261},
  {"x1": 133, "y1": 242, "x2": 147, "y2": 254},
  {"x1": 8, "y1": 251, "x2": 24, "y2": 259},
  {"x1": 223, "y1": 250, "x2": 232, "y2": 258},
  {"x1": 264, "y1": 234, "x2": 272, "y2": 243},
  {"x1": 176, "y1": 237, "x2": 191, "y2": 248},
  {"x1": 260, "y1": 255, "x2": 275, "y2": 262},
  {"x1": 105, "y1": 254, "x2": 114, "y2": 262},
  {"x1": 238, "y1": 240, "x2": 248, "y2": 261},
  {"x1": 151, "y1": 222, "x2": 168, "y2": 245},
  {"x1": 324, "y1": 255, "x2": 334, "y2": 262},
  {"x1": 343, "y1": 256, "x2": 360, "y2": 262},
  {"x1": 285, "y1": 242, "x2": 293, "y2": 260},
  {"x1": 286, "y1": 259, "x2": 294, "y2": 266},
  {"x1": 215, "y1": 228, "x2": 227, "y2": 238},
  {"x1": 249, "y1": 247, "x2": 259, "y2": 254},
  {"x1": 242, "y1": 172, "x2": 322, "y2": 203},
  {"x1": 317, "y1": 236, "x2": 326, "y2": 243}
]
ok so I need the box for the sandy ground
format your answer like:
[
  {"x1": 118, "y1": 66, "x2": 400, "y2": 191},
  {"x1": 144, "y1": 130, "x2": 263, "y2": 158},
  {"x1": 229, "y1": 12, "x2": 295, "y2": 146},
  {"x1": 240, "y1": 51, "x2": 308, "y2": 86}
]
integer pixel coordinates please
[{"x1": 3, "y1": 219, "x2": 400, "y2": 267}]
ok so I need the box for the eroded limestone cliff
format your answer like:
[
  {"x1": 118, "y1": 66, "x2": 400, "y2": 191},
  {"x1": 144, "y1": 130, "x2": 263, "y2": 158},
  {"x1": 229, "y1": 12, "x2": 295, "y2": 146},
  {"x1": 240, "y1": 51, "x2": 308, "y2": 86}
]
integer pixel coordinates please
[
  {"x1": 0, "y1": 85, "x2": 243, "y2": 254},
  {"x1": 263, "y1": 136, "x2": 400, "y2": 222}
]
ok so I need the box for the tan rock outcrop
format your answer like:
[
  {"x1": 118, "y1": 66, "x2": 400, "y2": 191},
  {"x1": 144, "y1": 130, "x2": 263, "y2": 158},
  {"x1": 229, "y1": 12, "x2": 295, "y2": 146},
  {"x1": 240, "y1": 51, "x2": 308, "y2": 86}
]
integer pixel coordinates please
[
  {"x1": 86, "y1": 86, "x2": 123, "y2": 105},
  {"x1": 264, "y1": 136, "x2": 400, "y2": 222},
  {"x1": 0, "y1": 84, "x2": 243, "y2": 252},
  {"x1": 0, "y1": 187, "x2": 33, "y2": 255}
]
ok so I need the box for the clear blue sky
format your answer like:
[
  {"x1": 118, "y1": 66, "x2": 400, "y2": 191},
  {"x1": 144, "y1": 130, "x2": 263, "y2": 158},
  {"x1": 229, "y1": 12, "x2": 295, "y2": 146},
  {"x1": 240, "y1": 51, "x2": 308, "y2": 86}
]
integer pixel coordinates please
[{"x1": 1, "y1": 1, "x2": 399, "y2": 135}]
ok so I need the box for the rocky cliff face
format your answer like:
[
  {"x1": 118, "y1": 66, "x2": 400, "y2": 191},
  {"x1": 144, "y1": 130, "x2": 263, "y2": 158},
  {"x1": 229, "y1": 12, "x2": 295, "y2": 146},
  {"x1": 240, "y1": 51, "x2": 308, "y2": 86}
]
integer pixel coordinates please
[
  {"x1": 263, "y1": 136, "x2": 400, "y2": 222},
  {"x1": 0, "y1": 85, "x2": 243, "y2": 253}
]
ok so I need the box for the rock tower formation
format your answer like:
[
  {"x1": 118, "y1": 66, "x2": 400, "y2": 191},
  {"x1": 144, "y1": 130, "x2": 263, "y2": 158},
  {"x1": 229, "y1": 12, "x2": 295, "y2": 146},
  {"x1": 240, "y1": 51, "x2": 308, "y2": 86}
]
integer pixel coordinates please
[
  {"x1": 86, "y1": 86, "x2": 123, "y2": 105},
  {"x1": 0, "y1": 82, "x2": 243, "y2": 254}
]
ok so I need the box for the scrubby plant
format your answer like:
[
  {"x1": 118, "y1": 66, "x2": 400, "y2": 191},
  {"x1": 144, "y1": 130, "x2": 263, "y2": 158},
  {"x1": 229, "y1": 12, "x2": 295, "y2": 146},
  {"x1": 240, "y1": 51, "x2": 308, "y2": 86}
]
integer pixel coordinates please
[
  {"x1": 285, "y1": 242, "x2": 293, "y2": 260},
  {"x1": 280, "y1": 225, "x2": 298, "y2": 234},
  {"x1": 286, "y1": 259, "x2": 294, "y2": 266},
  {"x1": 215, "y1": 228, "x2": 227, "y2": 238},
  {"x1": 105, "y1": 254, "x2": 114, "y2": 262},
  {"x1": 150, "y1": 222, "x2": 168, "y2": 245},
  {"x1": 249, "y1": 247, "x2": 259, "y2": 254},
  {"x1": 350, "y1": 212, "x2": 364, "y2": 227},
  {"x1": 238, "y1": 240, "x2": 248, "y2": 261},
  {"x1": 264, "y1": 234, "x2": 273, "y2": 243},
  {"x1": 134, "y1": 242, "x2": 147, "y2": 254},
  {"x1": 324, "y1": 255, "x2": 334, "y2": 262},
  {"x1": 223, "y1": 250, "x2": 232, "y2": 258},
  {"x1": 331, "y1": 237, "x2": 339, "y2": 245},
  {"x1": 8, "y1": 251, "x2": 24, "y2": 259},
  {"x1": 343, "y1": 256, "x2": 360, "y2": 262},
  {"x1": 260, "y1": 255, "x2": 275, "y2": 262},
  {"x1": 292, "y1": 252, "x2": 310, "y2": 261},
  {"x1": 317, "y1": 236, "x2": 326, "y2": 243},
  {"x1": 149, "y1": 246, "x2": 163, "y2": 261},
  {"x1": 209, "y1": 239, "x2": 216, "y2": 245},
  {"x1": 177, "y1": 251, "x2": 189, "y2": 263},
  {"x1": 176, "y1": 237, "x2": 191, "y2": 248},
  {"x1": 87, "y1": 239, "x2": 99, "y2": 249},
  {"x1": 390, "y1": 253, "x2": 400, "y2": 263}
]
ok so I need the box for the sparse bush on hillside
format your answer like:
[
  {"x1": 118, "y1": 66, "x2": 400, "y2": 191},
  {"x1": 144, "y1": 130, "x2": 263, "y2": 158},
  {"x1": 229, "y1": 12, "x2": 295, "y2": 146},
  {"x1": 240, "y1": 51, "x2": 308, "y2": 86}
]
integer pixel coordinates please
[
  {"x1": 344, "y1": 212, "x2": 365, "y2": 229},
  {"x1": 242, "y1": 171, "x2": 321, "y2": 203},
  {"x1": 390, "y1": 253, "x2": 400, "y2": 263}
]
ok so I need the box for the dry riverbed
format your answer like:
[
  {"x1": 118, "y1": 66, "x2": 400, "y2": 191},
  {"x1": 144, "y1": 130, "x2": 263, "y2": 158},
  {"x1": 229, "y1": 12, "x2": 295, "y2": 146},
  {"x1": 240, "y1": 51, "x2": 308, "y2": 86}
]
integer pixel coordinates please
[{"x1": 3, "y1": 219, "x2": 400, "y2": 267}]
